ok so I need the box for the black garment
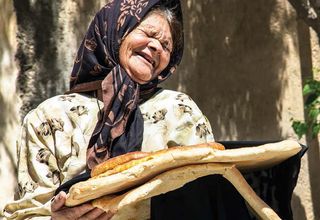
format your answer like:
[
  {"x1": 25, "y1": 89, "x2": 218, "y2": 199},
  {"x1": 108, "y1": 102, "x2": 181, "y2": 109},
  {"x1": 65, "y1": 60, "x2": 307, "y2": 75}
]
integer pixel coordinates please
[{"x1": 151, "y1": 141, "x2": 307, "y2": 220}]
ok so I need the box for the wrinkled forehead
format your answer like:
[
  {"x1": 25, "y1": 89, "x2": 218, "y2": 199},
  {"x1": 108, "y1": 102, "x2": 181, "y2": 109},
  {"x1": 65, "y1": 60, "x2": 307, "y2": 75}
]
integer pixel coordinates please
[{"x1": 139, "y1": 13, "x2": 173, "y2": 41}]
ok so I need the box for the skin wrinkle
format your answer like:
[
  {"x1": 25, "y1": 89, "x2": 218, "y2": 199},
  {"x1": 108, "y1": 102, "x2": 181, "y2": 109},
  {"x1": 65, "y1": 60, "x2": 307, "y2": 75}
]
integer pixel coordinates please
[
  {"x1": 119, "y1": 13, "x2": 173, "y2": 84},
  {"x1": 138, "y1": 24, "x2": 173, "y2": 53}
]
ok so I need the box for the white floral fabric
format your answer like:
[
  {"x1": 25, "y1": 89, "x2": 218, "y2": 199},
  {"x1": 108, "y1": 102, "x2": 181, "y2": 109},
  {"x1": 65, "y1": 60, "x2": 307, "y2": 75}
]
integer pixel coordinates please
[{"x1": 2, "y1": 89, "x2": 214, "y2": 220}]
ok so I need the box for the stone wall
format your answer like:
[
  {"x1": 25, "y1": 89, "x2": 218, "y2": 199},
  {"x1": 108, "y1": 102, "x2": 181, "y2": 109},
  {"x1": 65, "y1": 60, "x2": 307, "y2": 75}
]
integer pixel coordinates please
[{"x1": 0, "y1": 0, "x2": 318, "y2": 219}]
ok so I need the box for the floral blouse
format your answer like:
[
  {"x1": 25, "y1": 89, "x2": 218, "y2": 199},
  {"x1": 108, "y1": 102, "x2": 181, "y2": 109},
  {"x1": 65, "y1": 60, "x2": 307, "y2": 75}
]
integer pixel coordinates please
[{"x1": 2, "y1": 89, "x2": 214, "y2": 220}]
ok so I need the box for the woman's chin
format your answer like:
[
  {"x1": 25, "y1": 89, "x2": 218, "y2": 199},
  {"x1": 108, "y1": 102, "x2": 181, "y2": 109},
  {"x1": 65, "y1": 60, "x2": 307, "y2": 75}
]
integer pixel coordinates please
[
  {"x1": 130, "y1": 72, "x2": 155, "y2": 84},
  {"x1": 136, "y1": 77, "x2": 153, "y2": 84}
]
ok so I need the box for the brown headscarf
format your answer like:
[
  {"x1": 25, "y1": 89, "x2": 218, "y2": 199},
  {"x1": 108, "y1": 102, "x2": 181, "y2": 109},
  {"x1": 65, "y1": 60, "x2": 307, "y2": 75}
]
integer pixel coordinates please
[{"x1": 68, "y1": 0, "x2": 183, "y2": 169}]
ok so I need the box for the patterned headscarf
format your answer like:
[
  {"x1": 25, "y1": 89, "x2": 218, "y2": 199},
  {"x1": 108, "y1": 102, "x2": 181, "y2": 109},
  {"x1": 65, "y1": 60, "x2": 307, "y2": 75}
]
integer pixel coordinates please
[{"x1": 69, "y1": 0, "x2": 183, "y2": 169}]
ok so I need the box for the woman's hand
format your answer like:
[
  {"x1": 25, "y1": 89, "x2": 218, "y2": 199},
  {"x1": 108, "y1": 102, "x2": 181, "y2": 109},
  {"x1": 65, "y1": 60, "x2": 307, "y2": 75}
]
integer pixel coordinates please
[{"x1": 51, "y1": 191, "x2": 114, "y2": 220}]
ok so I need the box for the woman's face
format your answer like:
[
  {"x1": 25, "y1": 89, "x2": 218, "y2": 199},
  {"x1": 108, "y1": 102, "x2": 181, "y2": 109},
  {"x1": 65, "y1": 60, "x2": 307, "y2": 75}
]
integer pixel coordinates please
[{"x1": 119, "y1": 12, "x2": 173, "y2": 84}]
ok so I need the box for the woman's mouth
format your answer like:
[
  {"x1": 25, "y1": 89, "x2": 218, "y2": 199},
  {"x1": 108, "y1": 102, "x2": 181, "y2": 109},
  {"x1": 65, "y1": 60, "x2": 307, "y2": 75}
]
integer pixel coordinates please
[{"x1": 136, "y1": 52, "x2": 155, "y2": 67}]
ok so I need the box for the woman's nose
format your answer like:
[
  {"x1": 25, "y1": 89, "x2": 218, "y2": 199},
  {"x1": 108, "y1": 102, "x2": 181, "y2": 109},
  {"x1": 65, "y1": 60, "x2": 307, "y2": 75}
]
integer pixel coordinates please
[{"x1": 148, "y1": 39, "x2": 162, "y2": 53}]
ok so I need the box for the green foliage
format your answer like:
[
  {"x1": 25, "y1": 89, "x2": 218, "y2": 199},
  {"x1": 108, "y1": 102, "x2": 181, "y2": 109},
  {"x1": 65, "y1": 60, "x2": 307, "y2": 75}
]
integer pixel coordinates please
[
  {"x1": 291, "y1": 120, "x2": 308, "y2": 139},
  {"x1": 292, "y1": 70, "x2": 320, "y2": 139}
]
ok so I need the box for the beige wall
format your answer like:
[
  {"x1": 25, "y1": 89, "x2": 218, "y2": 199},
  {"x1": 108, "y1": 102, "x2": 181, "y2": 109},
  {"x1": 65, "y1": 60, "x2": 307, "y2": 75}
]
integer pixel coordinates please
[{"x1": 0, "y1": 0, "x2": 318, "y2": 219}]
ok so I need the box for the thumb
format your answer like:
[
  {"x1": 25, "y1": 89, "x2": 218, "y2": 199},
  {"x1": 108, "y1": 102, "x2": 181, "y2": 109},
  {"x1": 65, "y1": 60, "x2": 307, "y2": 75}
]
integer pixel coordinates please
[{"x1": 51, "y1": 191, "x2": 67, "y2": 212}]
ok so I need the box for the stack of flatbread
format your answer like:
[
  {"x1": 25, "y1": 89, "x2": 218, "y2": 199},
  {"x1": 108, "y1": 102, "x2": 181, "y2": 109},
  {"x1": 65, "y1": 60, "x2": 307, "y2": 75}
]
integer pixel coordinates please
[{"x1": 65, "y1": 140, "x2": 301, "y2": 220}]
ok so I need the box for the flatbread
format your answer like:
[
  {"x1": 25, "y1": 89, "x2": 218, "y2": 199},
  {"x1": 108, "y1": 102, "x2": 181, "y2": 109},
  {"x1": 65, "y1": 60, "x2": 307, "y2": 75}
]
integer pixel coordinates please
[
  {"x1": 66, "y1": 140, "x2": 301, "y2": 207},
  {"x1": 91, "y1": 142, "x2": 225, "y2": 179}
]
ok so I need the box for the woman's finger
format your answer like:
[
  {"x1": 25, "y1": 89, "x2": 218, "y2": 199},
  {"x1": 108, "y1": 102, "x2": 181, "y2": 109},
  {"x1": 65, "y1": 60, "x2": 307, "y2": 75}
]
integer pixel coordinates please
[
  {"x1": 96, "y1": 210, "x2": 115, "y2": 220},
  {"x1": 51, "y1": 203, "x2": 95, "y2": 220},
  {"x1": 78, "y1": 207, "x2": 105, "y2": 220},
  {"x1": 51, "y1": 191, "x2": 67, "y2": 212}
]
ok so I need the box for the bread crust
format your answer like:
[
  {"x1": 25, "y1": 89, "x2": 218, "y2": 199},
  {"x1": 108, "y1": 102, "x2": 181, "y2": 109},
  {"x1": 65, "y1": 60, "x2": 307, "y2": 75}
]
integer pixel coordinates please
[
  {"x1": 92, "y1": 142, "x2": 225, "y2": 178},
  {"x1": 91, "y1": 151, "x2": 151, "y2": 177}
]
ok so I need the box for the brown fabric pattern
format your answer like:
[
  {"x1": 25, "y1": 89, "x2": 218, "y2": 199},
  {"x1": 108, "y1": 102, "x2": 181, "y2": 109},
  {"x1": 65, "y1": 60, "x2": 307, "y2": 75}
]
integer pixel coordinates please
[{"x1": 118, "y1": 0, "x2": 149, "y2": 31}]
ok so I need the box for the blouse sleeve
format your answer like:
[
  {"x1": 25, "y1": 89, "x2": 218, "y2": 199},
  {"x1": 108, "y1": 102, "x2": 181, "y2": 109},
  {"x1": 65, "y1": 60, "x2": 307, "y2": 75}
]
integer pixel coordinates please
[
  {"x1": 2, "y1": 94, "x2": 101, "y2": 220},
  {"x1": 140, "y1": 90, "x2": 215, "y2": 152}
]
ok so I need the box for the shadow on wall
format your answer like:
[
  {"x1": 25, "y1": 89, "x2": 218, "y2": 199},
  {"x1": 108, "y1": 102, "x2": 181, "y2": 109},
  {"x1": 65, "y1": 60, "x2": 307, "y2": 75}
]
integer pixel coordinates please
[
  {"x1": 72, "y1": 0, "x2": 102, "y2": 46},
  {"x1": 164, "y1": 0, "x2": 292, "y2": 141},
  {"x1": 291, "y1": 193, "x2": 307, "y2": 220},
  {"x1": 13, "y1": 0, "x2": 65, "y2": 118},
  {"x1": 13, "y1": 0, "x2": 104, "y2": 119}
]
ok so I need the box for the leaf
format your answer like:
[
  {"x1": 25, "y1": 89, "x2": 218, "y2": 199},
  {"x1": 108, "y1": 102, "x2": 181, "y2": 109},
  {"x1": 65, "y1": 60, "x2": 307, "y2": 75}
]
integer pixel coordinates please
[
  {"x1": 292, "y1": 121, "x2": 307, "y2": 139},
  {"x1": 305, "y1": 94, "x2": 318, "y2": 106},
  {"x1": 303, "y1": 80, "x2": 320, "y2": 96},
  {"x1": 292, "y1": 76, "x2": 320, "y2": 138},
  {"x1": 312, "y1": 123, "x2": 320, "y2": 137},
  {"x1": 308, "y1": 108, "x2": 320, "y2": 121},
  {"x1": 303, "y1": 84, "x2": 313, "y2": 95}
]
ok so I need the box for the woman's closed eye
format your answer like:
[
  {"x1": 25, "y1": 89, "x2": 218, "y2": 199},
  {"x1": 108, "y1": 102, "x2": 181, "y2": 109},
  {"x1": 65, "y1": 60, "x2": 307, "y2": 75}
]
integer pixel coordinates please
[
  {"x1": 160, "y1": 41, "x2": 172, "y2": 53},
  {"x1": 149, "y1": 35, "x2": 172, "y2": 53},
  {"x1": 141, "y1": 28, "x2": 172, "y2": 53}
]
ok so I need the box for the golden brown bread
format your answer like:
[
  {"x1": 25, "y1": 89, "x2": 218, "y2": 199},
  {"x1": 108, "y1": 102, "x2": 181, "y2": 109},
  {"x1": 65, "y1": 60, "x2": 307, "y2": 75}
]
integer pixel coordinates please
[
  {"x1": 91, "y1": 151, "x2": 151, "y2": 177},
  {"x1": 92, "y1": 142, "x2": 225, "y2": 178}
]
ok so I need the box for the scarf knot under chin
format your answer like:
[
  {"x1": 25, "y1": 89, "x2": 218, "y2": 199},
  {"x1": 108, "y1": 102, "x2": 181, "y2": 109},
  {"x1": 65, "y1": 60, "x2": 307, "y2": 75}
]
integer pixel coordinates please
[{"x1": 86, "y1": 65, "x2": 143, "y2": 169}]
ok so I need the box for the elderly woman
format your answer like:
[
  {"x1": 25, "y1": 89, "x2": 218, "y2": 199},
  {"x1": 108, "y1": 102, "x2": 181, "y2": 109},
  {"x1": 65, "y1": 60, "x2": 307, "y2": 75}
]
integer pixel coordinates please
[{"x1": 3, "y1": 0, "x2": 214, "y2": 219}]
